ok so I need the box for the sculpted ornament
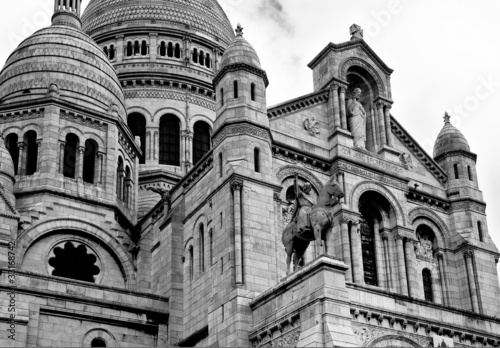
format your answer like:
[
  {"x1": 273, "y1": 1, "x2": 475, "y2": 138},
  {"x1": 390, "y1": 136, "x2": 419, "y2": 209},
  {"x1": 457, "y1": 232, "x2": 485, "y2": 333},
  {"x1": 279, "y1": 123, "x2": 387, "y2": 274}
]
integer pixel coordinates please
[
  {"x1": 415, "y1": 230, "x2": 434, "y2": 261},
  {"x1": 303, "y1": 117, "x2": 321, "y2": 136},
  {"x1": 399, "y1": 152, "x2": 413, "y2": 169}
]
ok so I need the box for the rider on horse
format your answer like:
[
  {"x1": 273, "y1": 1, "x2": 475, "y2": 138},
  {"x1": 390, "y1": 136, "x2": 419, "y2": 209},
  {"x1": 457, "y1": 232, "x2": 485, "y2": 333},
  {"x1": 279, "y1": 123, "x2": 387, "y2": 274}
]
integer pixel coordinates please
[{"x1": 291, "y1": 176, "x2": 316, "y2": 238}]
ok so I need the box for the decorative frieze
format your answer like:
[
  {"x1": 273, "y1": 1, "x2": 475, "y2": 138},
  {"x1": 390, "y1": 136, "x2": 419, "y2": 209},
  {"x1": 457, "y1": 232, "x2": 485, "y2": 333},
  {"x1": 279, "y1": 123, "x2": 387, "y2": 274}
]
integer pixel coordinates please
[
  {"x1": 250, "y1": 314, "x2": 300, "y2": 348},
  {"x1": 213, "y1": 123, "x2": 270, "y2": 148},
  {"x1": 273, "y1": 147, "x2": 329, "y2": 174},
  {"x1": 406, "y1": 191, "x2": 449, "y2": 211},
  {"x1": 118, "y1": 131, "x2": 137, "y2": 160},
  {"x1": 450, "y1": 201, "x2": 486, "y2": 214},
  {"x1": 60, "y1": 110, "x2": 108, "y2": 131},
  {"x1": 335, "y1": 161, "x2": 407, "y2": 190},
  {"x1": 0, "y1": 108, "x2": 44, "y2": 124},
  {"x1": 339, "y1": 146, "x2": 405, "y2": 176}
]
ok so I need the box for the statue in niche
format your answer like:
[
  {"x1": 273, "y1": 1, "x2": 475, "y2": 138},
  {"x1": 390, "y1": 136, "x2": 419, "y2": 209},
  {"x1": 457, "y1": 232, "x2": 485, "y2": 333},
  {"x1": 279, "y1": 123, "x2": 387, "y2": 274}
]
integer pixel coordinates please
[
  {"x1": 347, "y1": 88, "x2": 367, "y2": 148},
  {"x1": 415, "y1": 231, "x2": 434, "y2": 260}
]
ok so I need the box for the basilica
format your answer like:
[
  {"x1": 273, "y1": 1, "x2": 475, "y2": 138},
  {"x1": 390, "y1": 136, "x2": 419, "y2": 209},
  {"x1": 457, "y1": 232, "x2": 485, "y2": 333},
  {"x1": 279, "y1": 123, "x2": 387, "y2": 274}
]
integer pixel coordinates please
[{"x1": 0, "y1": 0, "x2": 499, "y2": 346}]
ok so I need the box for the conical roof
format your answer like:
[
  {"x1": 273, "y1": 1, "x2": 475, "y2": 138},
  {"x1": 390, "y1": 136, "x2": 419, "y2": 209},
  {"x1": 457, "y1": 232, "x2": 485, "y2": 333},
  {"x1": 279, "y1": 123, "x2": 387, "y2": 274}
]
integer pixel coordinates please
[
  {"x1": 82, "y1": 0, "x2": 235, "y2": 45},
  {"x1": 433, "y1": 113, "x2": 470, "y2": 159}
]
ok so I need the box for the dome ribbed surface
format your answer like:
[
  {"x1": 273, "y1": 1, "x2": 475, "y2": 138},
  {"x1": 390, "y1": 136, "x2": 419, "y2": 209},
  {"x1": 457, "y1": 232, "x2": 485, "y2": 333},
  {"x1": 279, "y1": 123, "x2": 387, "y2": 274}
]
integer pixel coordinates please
[
  {"x1": 0, "y1": 25, "x2": 126, "y2": 118},
  {"x1": 220, "y1": 33, "x2": 261, "y2": 70},
  {"x1": 82, "y1": 0, "x2": 235, "y2": 44},
  {"x1": 433, "y1": 121, "x2": 470, "y2": 159}
]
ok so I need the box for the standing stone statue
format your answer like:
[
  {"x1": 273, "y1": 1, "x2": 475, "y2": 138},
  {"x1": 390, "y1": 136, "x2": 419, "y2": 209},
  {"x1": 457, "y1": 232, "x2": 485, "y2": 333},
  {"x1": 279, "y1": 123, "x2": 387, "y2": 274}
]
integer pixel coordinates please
[
  {"x1": 347, "y1": 88, "x2": 367, "y2": 148},
  {"x1": 292, "y1": 181, "x2": 316, "y2": 236}
]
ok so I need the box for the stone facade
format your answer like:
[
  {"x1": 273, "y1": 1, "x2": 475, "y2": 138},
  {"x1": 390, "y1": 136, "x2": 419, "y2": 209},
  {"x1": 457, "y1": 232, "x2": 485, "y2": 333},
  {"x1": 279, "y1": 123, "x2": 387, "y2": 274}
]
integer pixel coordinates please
[{"x1": 0, "y1": 0, "x2": 498, "y2": 347}]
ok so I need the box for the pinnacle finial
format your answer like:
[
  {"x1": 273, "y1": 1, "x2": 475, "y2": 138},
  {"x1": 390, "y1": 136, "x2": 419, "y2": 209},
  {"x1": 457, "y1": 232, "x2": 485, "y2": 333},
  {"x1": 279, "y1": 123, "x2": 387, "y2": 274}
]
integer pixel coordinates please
[
  {"x1": 444, "y1": 112, "x2": 451, "y2": 125},
  {"x1": 350, "y1": 24, "x2": 363, "y2": 40},
  {"x1": 235, "y1": 23, "x2": 244, "y2": 37}
]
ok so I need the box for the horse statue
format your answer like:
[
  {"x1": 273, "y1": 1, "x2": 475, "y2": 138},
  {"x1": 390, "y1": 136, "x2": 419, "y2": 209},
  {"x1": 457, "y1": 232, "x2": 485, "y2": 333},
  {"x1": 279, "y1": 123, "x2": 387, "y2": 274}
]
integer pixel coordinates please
[{"x1": 281, "y1": 176, "x2": 345, "y2": 275}]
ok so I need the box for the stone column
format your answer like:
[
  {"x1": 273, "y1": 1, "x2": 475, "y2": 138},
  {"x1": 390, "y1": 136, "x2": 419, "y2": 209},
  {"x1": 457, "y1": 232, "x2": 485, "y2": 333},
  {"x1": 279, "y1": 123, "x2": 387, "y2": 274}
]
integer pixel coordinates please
[
  {"x1": 76, "y1": 146, "x2": 85, "y2": 181},
  {"x1": 185, "y1": 131, "x2": 193, "y2": 172},
  {"x1": 118, "y1": 170, "x2": 125, "y2": 201},
  {"x1": 464, "y1": 251, "x2": 479, "y2": 313},
  {"x1": 339, "y1": 87, "x2": 347, "y2": 130},
  {"x1": 146, "y1": 131, "x2": 151, "y2": 161},
  {"x1": 17, "y1": 142, "x2": 26, "y2": 176},
  {"x1": 337, "y1": 173, "x2": 346, "y2": 204},
  {"x1": 340, "y1": 218, "x2": 352, "y2": 282},
  {"x1": 396, "y1": 235, "x2": 409, "y2": 296},
  {"x1": 330, "y1": 84, "x2": 341, "y2": 129},
  {"x1": 214, "y1": 48, "x2": 220, "y2": 72},
  {"x1": 149, "y1": 33, "x2": 158, "y2": 61},
  {"x1": 351, "y1": 222, "x2": 364, "y2": 285},
  {"x1": 154, "y1": 131, "x2": 159, "y2": 161},
  {"x1": 405, "y1": 239, "x2": 418, "y2": 298},
  {"x1": 232, "y1": 181, "x2": 244, "y2": 284},
  {"x1": 371, "y1": 106, "x2": 379, "y2": 147},
  {"x1": 384, "y1": 104, "x2": 394, "y2": 147},
  {"x1": 116, "y1": 35, "x2": 124, "y2": 63},
  {"x1": 58, "y1": 141, "x2": 66, "y2": 174},
  {"x1": 382, "y1": 234, "x2": 393, "y2": 289},
  {"x1": 36, "y1": 139, "x2": 42, "y2": 173},
  {"x1": 374, "y1": 221, "x2": 386, "y2": 288},
  {"x1": 377, "y1": 101, "x2": 387, "y2": 145},
  {"x1": 436, "y1": 252, "x2": 450, "y2": 306}
]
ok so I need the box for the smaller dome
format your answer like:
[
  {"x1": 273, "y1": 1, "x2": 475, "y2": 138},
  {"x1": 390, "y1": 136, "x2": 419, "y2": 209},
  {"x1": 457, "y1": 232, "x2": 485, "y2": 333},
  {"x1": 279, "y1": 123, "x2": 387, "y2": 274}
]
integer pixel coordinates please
[
  {"x1": 433, "y1": 113, "x2": 470, "y2": 159},
  {"x1": 0, "y1": 135, "x2": 15, "y2": 181},
  {"x1": 220, "y1": 24, "x2": 261, "y2": 70}
]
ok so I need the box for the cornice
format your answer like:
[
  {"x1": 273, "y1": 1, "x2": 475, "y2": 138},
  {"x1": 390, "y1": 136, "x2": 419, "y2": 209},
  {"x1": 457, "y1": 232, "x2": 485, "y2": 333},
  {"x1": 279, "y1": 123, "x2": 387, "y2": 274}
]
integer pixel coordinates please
[
  {"x1": 308, "y1": 39, "x2": 393, "y2": 75},
  {"x1": 267, "y1": 90, "x2": 329, "y2": 120},
  {"x1": 434, "y1": 149, "x2": 477, "y2": 163},
  {"x1": 213, "y1": 63, "x2": 269, "y2": 87}
]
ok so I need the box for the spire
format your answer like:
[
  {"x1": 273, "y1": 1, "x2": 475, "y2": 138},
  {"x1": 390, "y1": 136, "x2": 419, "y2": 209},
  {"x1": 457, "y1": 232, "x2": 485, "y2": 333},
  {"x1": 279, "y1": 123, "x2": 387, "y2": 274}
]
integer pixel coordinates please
[
  {"x1": 52, "y1": 0, "x2": 83, "y2": 29},
  {"x1": 444, "y1": 112, "x2": 451, "y2": 125},
  {"x1": 235, "y1": 23, "x2": 244, "y2": 37}
]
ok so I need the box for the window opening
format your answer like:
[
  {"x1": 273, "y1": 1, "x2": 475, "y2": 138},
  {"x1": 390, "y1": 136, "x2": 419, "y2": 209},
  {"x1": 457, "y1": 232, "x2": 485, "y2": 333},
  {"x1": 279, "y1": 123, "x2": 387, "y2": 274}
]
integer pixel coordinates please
[
  {"x1": 48, "y1": 242, "x2": 100, "y2": 283},
  {"x1": 423, "y1": 269, "x2": 433, "y2": 302}
]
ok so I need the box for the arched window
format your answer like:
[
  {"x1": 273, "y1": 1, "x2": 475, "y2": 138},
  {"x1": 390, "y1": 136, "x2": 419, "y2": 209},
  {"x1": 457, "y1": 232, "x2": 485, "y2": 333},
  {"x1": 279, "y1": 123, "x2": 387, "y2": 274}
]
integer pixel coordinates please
[
  {"x1": 234, "y1": 80, "x2": 238, "y2": 99},
  {"x1": 454, "y1": 163, "x2": 459, "y2": 179},
  {"x1": 254, "y1": 148, "x2": 260, "y2": 173},
  {"x1": 5, "y1": 134, "x2": 19, "y2": 175},
  {"x1": 199, "y1": 50, "x2": 205, "y2": 66},
  {"x1": 127, "y1": 113, "x2": 146, "y2": 164},
  {"x1": 48, "y1": 242, "x2": 100, "y2": 283},
  {"x1": 103, "y1": 46, "x2": 108, "y2": 57},
  {"x1": 160, "y1": 42, "x2": 167, "y2": 57},
  {"x1": 124, "y1": 166, "x2": 131, "y2": 207},
  {"x1": 126, "y1": 42, "x2": 133, "y2": 56},
  {"x1": 219, "y1": 153, "x2": 223, "y2": 178},
  {"x1": 91, "y1": 338, "x2": 107, "y2": 347},
  {"x1": 25, "y1": 131, "x2": 38, "y2": 176},
  {"x1": 189, "y1": 245, "x2": 194, "y2": 281},
  {"x1": 159, "y1": 115, "x2": 180, "y2": 166},
  {"x1": 251, "y1": 83, "x2": 256, "y2": 101},
  {"x1": 206, "y1": 53, "x2": 211, "y2": 68},
  {"x1": 83, "y1": 139, "x2": 97, "y2": 184},
  {"x1": 167, "y1": 42, "x2": 174, "y2": 57},
  {"x1": 285, "y1": 186, "x2": 296, "y2": 202},
  {"x1": 468, "y1": 166, "x2": 473, "y2": 181},
  {"x1": 478, "y1": 221, "x2": 483, "y2": 242},
  {"x1": 175, "y1": 43, "x2": 181, "y2": 58},
  {"x1": 141, "y1": 40, "x2": 148, "y2": 55},
  {"x1": 116, "y1": 157, "x2": 124, "y2": 200},
  {"x1": 134, "y1": 41, "x2": 140, "y2": 55},
  {"x1": 199, "y1": 224, "x2": 205, "y2": 273},
  {"x1": 220, "y1": 88, "x2": 224, "y2": 106},
  {"x1": 422, "y1": 268, "x2": 433, "y2": 302},
  {"x1": 109, "y1": 45, "x2": 115, "y2": 60},
  {"x1": 192, "y1": 48, "x2": 198, "y2": 63},
  {"x1": 193, "y1": 121, "x2": 211, "y2": 165},
  {"x1": 63, "y1": 134, "x2": 79, "y2": 179}
]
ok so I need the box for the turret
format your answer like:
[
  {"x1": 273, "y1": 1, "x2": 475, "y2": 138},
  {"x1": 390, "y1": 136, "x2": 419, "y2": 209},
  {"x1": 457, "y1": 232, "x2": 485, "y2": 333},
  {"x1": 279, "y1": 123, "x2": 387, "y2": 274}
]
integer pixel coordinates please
[{"x1": 52, "y1": 0, "x2": 82, "y2": 29}]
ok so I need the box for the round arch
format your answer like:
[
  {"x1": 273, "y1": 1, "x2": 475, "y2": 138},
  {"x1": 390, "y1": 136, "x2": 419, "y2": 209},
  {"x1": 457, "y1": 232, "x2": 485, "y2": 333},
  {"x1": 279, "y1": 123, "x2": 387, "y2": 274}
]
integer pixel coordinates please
[
  {"x1": 190, "y1": 114, "x2": 213, "y2": 131},
  {"x1": 408, "y1": 207, "x2": 451, "y2": 246},
  {"x1": 350, "y1": 181, "x2": 405, "y2": 226},
  {"x1": 152, "y1": 107, "x2": 186, "y2": 128},
  {"x1": 19, "y1": 124, "x2": 43, "y2": 139},
  {"x1": 275, "y1": 165, "x2": 324, "y2": 194},
  {"x1": 82, "y1": 131, "x2": 106, "y2": 150},
  {"x1": 339, "y1": 57, "x2": 387, "y2": 98},
  {"x1": 81, "y1": 328, "x2": 117, "y2": 347},
  {"x1": 17, "y1": 218, "x2": 135, "y2": 286},
  {"x1": 59, "y1": 126, "x2": 84, "y2": 140},
  {"x1": 368, "y1": 335, "x2": 421, "y2": 347}
]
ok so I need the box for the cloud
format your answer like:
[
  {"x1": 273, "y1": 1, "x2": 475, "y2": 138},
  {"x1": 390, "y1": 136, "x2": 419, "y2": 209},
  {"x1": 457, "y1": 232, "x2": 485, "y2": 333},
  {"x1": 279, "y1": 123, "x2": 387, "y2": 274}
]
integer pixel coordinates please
[{"x1": 257, "y1": 0, "x2": 294, "y2": 35}]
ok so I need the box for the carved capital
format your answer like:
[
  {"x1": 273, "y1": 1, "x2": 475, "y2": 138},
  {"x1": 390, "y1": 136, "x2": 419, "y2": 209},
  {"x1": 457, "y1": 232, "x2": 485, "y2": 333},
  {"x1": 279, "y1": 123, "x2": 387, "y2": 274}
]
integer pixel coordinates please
[
  {"x1": 339, "y1": 216, "x2": 350, "y2": 225},
  {"x1": 376, "y1": 101, "x2": 385, "y2": 109},
  {"x1": 339, "y1": 87, "x2": 347, "y2": 94},
  {"x1": 330, "y1": 83, "x2": 339, "y2": 91},
  {"x1": 59, "y1": 141, "x2": 66, "y2": 149},
  {"x1": 17, "y1": 142, "x2": 25, "y2": 149},
  {"x1": 116, "y1": 35, "x2": 125, "y2": 40},
  {"x1": 395, "y1": 234, "x2": 404, "y2": 242},
  {"x1": 149, "y1": 32, "x2": 158, "y2": 37},
  {"x1": 464, "y1": 250, "x2": 474, "y2": 259},
  {"x1": 78, "y1": 146, "x2": 85, "y2": 154},
  {"x1": 231, "y1": 181, "x2": 243, "y2": 192},
  {"x1": 273, "y1": 192, "x2": 281, "y2": 202},
  {"x1": 36, "y1": 139, "x2": 43, "y2": 147}
]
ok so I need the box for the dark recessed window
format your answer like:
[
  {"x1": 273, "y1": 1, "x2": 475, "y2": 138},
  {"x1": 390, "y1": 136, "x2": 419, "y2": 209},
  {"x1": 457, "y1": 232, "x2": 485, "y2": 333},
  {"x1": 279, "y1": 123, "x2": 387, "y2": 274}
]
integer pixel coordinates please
[
  {"x1": 5, "y1": 134, "x2": 19, "y2": 175},
  {"x1": 91, "y1": 338, "x2": 107, "y2": 347},
  {"x1": 49, "y1": 242, "x2": 100, "y2": 283},
  {"x1": 251, "y1": 83, "x2": 256, "y2": 101},
  {"x1": 454, "y1": 163, "x2": 459, "y2": 179},
  {"x1": 234, "y1": 81, "x2": 238, "y2": 99},
  {"x1": 423, "y1": 269, "x2": 433, "y2": 302},
  {"x1": 193, "y1": 121, "x2": 211, "y2": 165}
]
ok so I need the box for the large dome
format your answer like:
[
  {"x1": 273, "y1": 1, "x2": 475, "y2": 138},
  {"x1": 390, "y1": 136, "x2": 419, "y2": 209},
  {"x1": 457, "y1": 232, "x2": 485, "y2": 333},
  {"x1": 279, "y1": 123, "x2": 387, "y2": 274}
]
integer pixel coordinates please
[
  {"x1": 82, "y1": 0, "x2": 235, "y2": 45},
  {"x1": 0, "y1": 25, "x2": 126, "y2": 118}
]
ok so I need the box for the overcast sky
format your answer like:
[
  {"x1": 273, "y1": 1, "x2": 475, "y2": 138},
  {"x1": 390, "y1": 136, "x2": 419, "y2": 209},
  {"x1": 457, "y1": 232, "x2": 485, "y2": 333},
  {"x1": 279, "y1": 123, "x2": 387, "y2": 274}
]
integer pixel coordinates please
[{"x1": 1, "y1": 1, "x2": 500, "y2": 274}]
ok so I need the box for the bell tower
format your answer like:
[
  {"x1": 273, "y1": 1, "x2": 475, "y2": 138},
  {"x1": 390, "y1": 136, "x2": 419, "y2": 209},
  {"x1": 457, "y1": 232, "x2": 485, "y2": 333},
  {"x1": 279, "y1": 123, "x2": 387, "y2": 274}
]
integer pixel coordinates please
[{"x1": 52, "y1": 0, "x2": 82, "y2": 28}]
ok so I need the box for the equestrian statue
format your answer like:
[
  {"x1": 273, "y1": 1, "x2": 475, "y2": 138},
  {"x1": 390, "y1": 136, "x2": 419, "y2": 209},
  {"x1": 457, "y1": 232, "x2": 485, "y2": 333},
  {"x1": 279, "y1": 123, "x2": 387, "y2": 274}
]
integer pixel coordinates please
[{"x1": 281, "y1": 174, "x2": 345, "y2": 275}]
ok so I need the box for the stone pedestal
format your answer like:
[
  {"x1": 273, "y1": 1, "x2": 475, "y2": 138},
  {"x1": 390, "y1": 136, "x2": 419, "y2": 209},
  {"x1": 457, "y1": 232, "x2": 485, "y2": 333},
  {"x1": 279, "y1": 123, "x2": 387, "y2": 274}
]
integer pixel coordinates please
[{"x1": 250, "y1": 256, "x2": 358, "y2": 347}]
